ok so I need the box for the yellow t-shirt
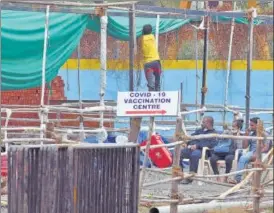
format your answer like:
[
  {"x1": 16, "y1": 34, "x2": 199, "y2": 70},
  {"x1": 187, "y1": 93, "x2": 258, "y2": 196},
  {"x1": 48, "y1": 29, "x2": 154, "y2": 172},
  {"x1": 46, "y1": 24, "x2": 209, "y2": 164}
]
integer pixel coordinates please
[{"x1": 141, "y1": 34, "x2": 160, "y2": 64}]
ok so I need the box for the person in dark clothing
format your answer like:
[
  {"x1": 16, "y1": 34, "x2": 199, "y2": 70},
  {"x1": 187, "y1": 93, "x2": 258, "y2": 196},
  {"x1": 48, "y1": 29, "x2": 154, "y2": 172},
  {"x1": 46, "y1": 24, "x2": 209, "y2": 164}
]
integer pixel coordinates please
[
  {"x1": 180, "y1": 116, "x2": 217, "y2": 184},
  {"x1": 210, "y1": 119, "x2": 244, "y2": 182},
  {"x1": 150, "y1": 208, "x2": 159, "y2": 213}
]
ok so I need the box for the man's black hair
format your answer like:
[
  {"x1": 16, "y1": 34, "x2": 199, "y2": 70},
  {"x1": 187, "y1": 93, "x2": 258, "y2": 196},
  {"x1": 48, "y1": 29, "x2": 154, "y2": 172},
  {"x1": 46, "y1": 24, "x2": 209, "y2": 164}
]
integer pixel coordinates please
[
  {"x1": 204, "y1": 116, "x2": 214, "y2": 126},
  {"x1": 235, "y1": 119, "x2": 244, "y2": 130},
  {"x1": 250, "y1": 117, "x2": 260, "y2": 124},
  {"x1": 149, "y1": 208, "x2": 159, "y2": 213},
  {"x1": 143, "y1": 24, "x2": 153, "y2": 35}
]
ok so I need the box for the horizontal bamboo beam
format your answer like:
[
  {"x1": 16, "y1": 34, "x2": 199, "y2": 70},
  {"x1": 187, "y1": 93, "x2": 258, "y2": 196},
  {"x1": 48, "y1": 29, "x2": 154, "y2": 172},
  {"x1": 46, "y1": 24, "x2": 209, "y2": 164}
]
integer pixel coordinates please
[
  {"x1": 10, "y1": 142, "x2": 139, "y2": 149},
  {"x1": 1, "y1": 0, "x2": 138, "y2": 7},
  {"x1": 153, "y1": 200, "x2": 273, "y2": 213},
  {"x1": 1, "y1": 103, "x2": 272, "y2": 112},
  {"x1": 2, "y1": 3, "x2": 96, "y2": 14},
  {"x1": 140, "y1": 133, "x2": 273, "y2": 150}
]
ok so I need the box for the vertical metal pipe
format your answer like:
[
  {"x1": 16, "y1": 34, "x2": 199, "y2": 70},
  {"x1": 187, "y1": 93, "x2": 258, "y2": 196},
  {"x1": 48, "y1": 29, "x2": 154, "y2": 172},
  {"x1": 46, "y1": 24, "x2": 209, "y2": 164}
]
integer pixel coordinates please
[
  {"x1": 245, "y1": 14, "x2": 254, "y2": 129},
  {"x1": 201, "y1": 16, "x2": 209, "y2": 109},
  {"x1": 129, "y1": 4, "x2": 135, "y2": 91},
  {"x1": 194, "y1": 1, "x2": 199, "y2": 122}
]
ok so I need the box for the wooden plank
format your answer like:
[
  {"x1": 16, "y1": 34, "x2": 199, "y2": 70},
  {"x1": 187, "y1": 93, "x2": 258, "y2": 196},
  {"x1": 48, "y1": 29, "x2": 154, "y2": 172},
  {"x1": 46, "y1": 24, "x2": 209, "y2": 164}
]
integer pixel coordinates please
[{"x1": 170, "y1": 117, "x2": 183, "y2": 213}]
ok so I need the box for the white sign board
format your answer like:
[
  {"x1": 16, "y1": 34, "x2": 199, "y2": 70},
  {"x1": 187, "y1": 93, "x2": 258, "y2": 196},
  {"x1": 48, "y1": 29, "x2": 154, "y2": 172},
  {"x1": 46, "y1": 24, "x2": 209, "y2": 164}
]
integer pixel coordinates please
[{"x1": 117, "y1": 91, "x2": 179, "y2": 117}]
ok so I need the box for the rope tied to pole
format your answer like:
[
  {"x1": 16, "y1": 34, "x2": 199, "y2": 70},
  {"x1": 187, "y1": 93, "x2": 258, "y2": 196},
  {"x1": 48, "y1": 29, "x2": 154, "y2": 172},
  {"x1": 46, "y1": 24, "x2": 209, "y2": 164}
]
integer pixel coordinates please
[
  {"x1": 172, "y1": 166, "x2": 184, "y2": 179},
  {"x1": 252, "y1": 185, "x2": 265, "y2": 198},
  {"x1": 201, "y1": 86, "x2": 208, "y2": 94}
]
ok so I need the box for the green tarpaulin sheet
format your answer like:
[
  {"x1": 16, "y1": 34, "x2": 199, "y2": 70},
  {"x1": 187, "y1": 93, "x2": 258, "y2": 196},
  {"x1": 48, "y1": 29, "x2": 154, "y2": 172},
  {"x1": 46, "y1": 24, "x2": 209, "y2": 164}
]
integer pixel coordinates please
[
  {"x1": 2, "y1": 10, "x2": 88, "y2": 90},
  {"x1": 87, "y1": 16, "x2": 191, "y2": 41},
  {"x1": 1, "y1": 9, "x2": 264, "y2": 91}
]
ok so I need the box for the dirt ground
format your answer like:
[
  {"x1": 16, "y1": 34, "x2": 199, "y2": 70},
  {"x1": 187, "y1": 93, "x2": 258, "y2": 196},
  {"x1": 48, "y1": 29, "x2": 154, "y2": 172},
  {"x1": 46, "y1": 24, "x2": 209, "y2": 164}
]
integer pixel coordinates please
[
  {"x1": 139, "y1": 170, "x2": 273, "y2": 213},
  {"x1": 1, "y1": 170, "x2": 272, "y2": 213}
]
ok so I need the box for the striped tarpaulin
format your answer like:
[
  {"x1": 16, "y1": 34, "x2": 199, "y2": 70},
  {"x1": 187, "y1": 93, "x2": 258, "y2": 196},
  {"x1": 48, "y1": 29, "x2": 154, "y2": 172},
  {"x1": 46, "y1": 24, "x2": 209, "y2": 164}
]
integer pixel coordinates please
[{"x1": 8, "y1": 144, "x2": 140, "y2": 213}]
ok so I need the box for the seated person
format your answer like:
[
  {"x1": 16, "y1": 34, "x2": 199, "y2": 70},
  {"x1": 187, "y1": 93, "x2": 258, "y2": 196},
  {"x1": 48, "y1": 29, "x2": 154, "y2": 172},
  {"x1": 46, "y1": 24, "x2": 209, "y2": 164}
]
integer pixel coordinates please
[
  {"x1": 46, "y1": 122, "x2": 62, "y2": 143},
  {"x1": 210, "y1": 119, "x2": 243, "y2": 183},
  {"x1": 180, "y1": 116, "x2": 217, "y2": 184},
  {"x1": 229, "y1": 117, "x2": 271, "y2": 184}
]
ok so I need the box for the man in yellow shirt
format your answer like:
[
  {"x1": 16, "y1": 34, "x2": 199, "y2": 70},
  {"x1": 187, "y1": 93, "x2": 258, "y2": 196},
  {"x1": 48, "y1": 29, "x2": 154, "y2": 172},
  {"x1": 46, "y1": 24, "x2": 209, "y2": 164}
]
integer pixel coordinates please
[{"x1": 140, "y1": 24, "x2": 162, "y2": 91}]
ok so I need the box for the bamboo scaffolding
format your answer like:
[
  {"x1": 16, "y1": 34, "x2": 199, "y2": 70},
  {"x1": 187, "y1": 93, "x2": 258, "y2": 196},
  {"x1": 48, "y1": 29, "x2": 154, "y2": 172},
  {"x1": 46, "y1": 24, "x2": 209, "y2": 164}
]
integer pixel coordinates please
[
  {"x1": 1, "y1": 127, "x2": 42, "y2": 131},
  {"x1": 213, "y1": 147, "x2": 273, "y2": 201},
  {"x1": 142, "y1": 168, "x2": 272, "y2": 189},
  {"x1": 139, "y1": 134, "x2": 273, "y2": 150},
  {"x1": 55, "y1": 128, "x2": 106, "y2": 134},
  {"x1": 1, "y1": 116, "x2": 273, "y2": 128},
  {"x1": 142, "y1": 194, "x2": 273, "y2": 204},
  {"x1": 9, "y1": 142, "x2": 139, "y2": 149},
  {"x1": 1, "y1": 0, "x2": 138, "y2": 7},
  {"x1": 170, "y1": 117, "x2": 183, "y2": 213},
  {"x1": 1, "y1": 103, "x2": 273, "y2": 112},
  {"x1": 152, "y1": 200, "x2": 273, "y2": 213},
  {"x1": 139, "y1": 117, "x2": 155, "y2": 203},
  {"x1": 0, "y1": 2, "x2": 272, "y2": 212}
]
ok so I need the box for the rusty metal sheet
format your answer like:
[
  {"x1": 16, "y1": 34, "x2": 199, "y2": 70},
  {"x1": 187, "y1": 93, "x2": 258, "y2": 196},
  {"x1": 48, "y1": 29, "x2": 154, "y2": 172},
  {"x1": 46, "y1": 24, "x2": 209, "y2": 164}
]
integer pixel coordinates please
[{"x1": 8, "y1": 145, "x2": 140, "y2": 213}]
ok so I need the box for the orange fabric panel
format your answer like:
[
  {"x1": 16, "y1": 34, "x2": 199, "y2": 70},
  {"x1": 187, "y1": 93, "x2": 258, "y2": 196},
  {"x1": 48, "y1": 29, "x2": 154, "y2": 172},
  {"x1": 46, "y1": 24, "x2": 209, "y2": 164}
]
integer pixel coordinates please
[
  {"x1": 179, "y1": 1, "x2": 191, "y2": 9},
  {"x1": 248, "y1": 0, "x2": 257, "y2": 8}
]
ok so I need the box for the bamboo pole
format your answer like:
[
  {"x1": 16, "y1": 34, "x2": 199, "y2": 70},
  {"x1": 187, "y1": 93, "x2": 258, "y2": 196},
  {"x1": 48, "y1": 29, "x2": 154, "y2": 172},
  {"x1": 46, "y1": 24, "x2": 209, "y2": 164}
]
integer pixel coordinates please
[
  {"x1": 9, "y1": 142, "x2": 139, "y2": 149},
  {"x1": 253, "y1": 119, "x2": 263, "y2": 213},
  {"x1": 170, "y1": 117, "x2": 183, "y2": 213},
  {"x1": 77, "y1": 44, "x2": 85, "y2": 142},
  {"x1": 223, "y1": 1, "x2": 236, "y2": 125},
  {"x1": 0, "y1": 103, "x2": 273, "y2": 113},
  {"x1": 2, "y1": 103, "x2": 272, "y2": 114},
  {"x1": 143, "y1": 176, "x2": 190, "y2": 188},
  {"x1": 142, "y1": 194, "x2": 273, "y2": 205},
  {"x1": 153, "y1": 200, "x2": 274, "y2": 213},
  {"x1": 98, "y1": 9, "x2": 108, "y2": 142},
  {"x1": 261, "y1": 154, "x2": 273, "y2": 183},
  {"x1": 1, "y1": 0, "x2": 138, "y2": 7},
  {"x1": 129, "y1": 3, "x2": 135, "y2": 92},
  {"x1": 142, "y1": 168, "x2": 272, "y2": 188},
  {"x1": 190, "y1": 177, "x2": 235, "y2": 187},
  {"x1": 40, "y1": 5, "x2": 50, "y2": 145},
  {"x1": 139, "y1": 117, "x2": 155, "y2": 201}
]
